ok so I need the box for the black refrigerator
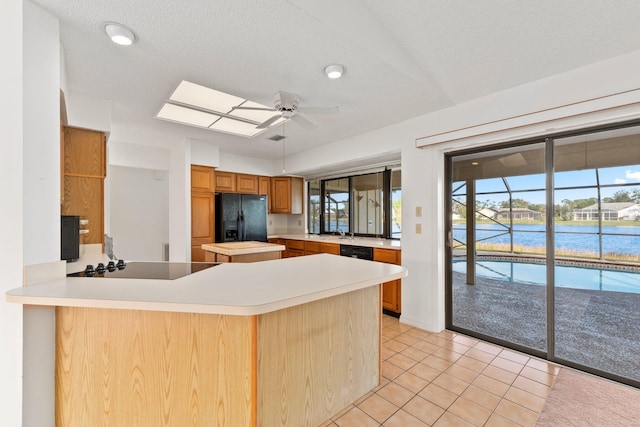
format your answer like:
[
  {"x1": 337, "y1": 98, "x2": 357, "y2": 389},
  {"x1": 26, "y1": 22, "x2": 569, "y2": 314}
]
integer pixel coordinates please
[{"x1": 215, "y1": 193, "x2": 268, "y2": 242}]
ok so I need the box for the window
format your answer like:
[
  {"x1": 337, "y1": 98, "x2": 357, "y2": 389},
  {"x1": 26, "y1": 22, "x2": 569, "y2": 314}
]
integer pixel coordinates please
[{"x1": 307, "y1": 168, "x2": 401, "y2": 239}]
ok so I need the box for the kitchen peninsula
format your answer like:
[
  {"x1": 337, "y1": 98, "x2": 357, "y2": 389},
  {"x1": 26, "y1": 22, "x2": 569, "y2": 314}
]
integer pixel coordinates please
[{"x1": 7, "y1": 255, "x2": 406, "y2": 427}]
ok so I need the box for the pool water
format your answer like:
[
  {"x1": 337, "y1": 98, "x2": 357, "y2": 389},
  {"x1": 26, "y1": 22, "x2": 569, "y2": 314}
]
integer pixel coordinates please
[{"x1": 452, "y1": 259, "x2": 640, "y2": 294}]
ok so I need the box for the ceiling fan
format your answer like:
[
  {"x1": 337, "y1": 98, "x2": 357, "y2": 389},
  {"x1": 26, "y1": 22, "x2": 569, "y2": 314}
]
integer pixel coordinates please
[{"x1": 232, "y1": 90, "x2": 339, "y2": 130}]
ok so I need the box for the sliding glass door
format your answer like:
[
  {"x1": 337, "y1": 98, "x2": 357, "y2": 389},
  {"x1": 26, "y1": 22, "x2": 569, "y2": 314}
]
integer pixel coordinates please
[{"x1": 447, "y1": 123, "x2": 640, "y2": 387}]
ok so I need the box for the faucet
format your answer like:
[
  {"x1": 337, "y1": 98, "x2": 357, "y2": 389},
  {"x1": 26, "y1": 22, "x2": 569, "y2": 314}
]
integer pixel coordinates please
[{"x1": 337, "y1": 229, "x2": 345, "y2": 239}]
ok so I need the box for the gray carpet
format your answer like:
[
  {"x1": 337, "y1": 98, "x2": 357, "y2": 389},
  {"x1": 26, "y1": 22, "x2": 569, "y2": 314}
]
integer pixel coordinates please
[
  {"x1": 452, "y1": 272, "x2": 640, "y2": 382},
  {"x1": 536, "y1": 368, "x2": 640, "y2": 426}
]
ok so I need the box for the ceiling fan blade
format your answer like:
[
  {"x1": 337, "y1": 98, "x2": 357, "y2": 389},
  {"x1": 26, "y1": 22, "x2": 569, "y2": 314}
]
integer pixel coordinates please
[
  {"x1": 256, "y1": 114, "x2": 282, "y2": 129},
  {"x1": 232, "y1": 106, "x2": 276, "y2": 112},
  {"x1": 276, "y1": 90, "x2": 297, "y2": 107},
  {"x1": 291, "y1": 114, "x2": 317, "y2": 131},
  {"x1": 296, "y1": 106, "x2": 339, "y2": 115}
]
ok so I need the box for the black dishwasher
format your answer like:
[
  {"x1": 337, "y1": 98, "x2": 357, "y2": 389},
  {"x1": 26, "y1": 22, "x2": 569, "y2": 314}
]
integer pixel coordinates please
[{"x1": 339, "y1": 244, "x2": 373, "y2": 260}]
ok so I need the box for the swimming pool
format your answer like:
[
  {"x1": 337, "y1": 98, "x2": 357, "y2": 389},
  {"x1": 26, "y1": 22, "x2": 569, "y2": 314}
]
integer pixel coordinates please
[{"x1": 452, "y1": 259, "x2": 640, "y2": 294}]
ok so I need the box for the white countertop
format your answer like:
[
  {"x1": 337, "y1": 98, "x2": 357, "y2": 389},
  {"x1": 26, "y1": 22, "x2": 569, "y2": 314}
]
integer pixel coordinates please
[
  {"x1": 6, "y1": 255, "x2": 407, "y2": 316},
  {"x1": 202, "y1": 241, "x2": 285, "y2": 256},
  {"x1": 270, "y1": 234, "x2": 401, "y2": 250}
]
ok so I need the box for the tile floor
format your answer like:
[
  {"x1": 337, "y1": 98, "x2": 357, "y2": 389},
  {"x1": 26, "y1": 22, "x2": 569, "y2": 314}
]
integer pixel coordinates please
[{"x1": 322, "y1": 316, "x2": 561, "y2": 427}]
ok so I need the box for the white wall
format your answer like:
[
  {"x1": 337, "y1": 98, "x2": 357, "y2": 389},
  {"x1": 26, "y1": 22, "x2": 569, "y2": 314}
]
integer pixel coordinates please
[
  {"x1": 21, "y1": 3, "x2": 61, "y2": 426},
  {"x1": 169, "y1": 139, "x2": 190, "y2": 261},
  {"x1": 0, "y1": 0, "x2": 24, "y2": 424},
  {"x1": 65, "y1": 90, "x2": 112, "y2": 133},
  {"x1": 109, "y1": 166, "x2": 169, "y2": 261}
]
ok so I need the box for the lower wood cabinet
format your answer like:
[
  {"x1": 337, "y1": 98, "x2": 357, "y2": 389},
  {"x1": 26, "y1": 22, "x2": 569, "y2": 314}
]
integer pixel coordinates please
[{"x1": 374, "y1": 248, "x2": 402, "y2": 316}]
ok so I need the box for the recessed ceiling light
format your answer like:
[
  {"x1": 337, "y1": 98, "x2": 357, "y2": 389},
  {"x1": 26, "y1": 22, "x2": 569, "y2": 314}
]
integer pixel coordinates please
[
  {"x1": 104, "y1": 22, "x2": 136, "y2": 46},
  {"x1": 324, "y1": 64, "x2": 345, "y2": 79}
]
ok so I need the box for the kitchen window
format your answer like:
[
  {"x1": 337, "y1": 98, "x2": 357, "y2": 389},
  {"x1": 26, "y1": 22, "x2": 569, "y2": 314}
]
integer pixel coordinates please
[{"x1": 307, "y1": 168, "x2": 401, "y2": 239}]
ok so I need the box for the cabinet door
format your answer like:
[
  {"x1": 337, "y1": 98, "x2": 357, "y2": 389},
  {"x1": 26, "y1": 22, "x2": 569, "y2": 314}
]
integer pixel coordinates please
[
  {"x1": 258, "y1": 176, "x2": 271, "y2": 212},
  {"x1": 374, "y1": 248, "x2": 402, "y2": 314},
  {"x1": 191, "y1": 193, "x2": 214, "y2": 245},
  {"x1": 271, "y1": 177, "x2": 291, "y2": 213},
  {"x1": 63, "y1": 127, "x2": 105, "y2": 177},
  {"x1": 191, "y1": 165, "x2": 214, "y2": 192},
  {"x1": 215, "y1": 171, "x2": 236, "y2": 192},
  {"x1": 236, "y1": 174, "x2": 258, "y2": 194}
]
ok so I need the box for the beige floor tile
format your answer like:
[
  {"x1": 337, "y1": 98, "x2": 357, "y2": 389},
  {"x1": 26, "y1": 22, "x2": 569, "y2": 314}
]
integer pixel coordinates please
[
  {"x1": 383, "y1": 409, "x2": 430, "y2": 427},
  {"x1": 332, "y1": 404, "x2": 355, "y2": 420},
  {"x1": 377, "y1": 382, "x2": 416, "y2": 407},
  {"x1": 519, "y1": 366, "x2": 555, "y2": 386},
  {"x1": 357, "y1": 393, "x2": 399, "y2": 423},
  {"x1": 453, "y1": 335, "x2": 479, "y2": 347},
  {"x1": 526, "y1": 358, "x2": 561, "y2": 375},
  {"x1": 413, "y1": 340, "x2": 443, "y2": 354},
  {"x1": 438, "y1": 330, "x2": 457, "y2": 340},
  {"x1": 393, "y1": 371, "x2": 430, "y2": 394},
  {"x1": 406, "y1": 328, "x2": 432, "y2": 340},
  {"x1": 473, "y1": 341, "x2": 502, "y2": 355},
  {"x1": 499, "y1": 349, "x2": 530, "y2": 365},
  {"x1": 465, "y1": 348, "x2": 497, "y2": 364},
  {"x1": 432, "y1": 373, "x2": 470, "y2": 395},
  {"x1": 423, "y1": 335, "x2": 451, "y2": 347},
  {"x1": 396, "y1": 333, "x2": 422, "y2": 347},
  {"x1": 482, "y1": 365, "x2": 518, "y2": 385},
  {"x1": 455, "y1": 355, "x2": 489, "y2": 374},
  {"x1": 494, "y1": 399, "x2": 539, "y2": 427},
  {"x1": 408, "y1": 362, "x2": 442, "y2": 382},
  {"x1": 402, "y1": 346, "x2": 430, "y2": 362},
  {"x1": 385, "y1": 339, "x2": 409, "y2": 353},
  {"x1": 433, "y1": 348, "x2": 464, "y2": 363},
  {"x1": 335, "y1": 406, "x2": 380, "y2": 427},
  {"x1": 419, "y1": 383, "x2": 459, "y2": 409},
  {"x1": 511, "y1": 375, "x2": 551, "y2": 399},
  {"x1": 460, "y1": 385, "x2": 501, "y2": 411},
  {"x1": 445, "y1": 364, "x2": 480, "y2": 383},
  {"x1": 441, "y1": 341, "x2": 471, "y2": 355},
  {"x1": 422, "y1": 355, "x2": 454, "y2": 371},
  {"x1": 381, "y1": 345, "x2": 396, "y2": 361},
  {"x1": 504, "y1": 386, "x2": 546, "y2": 412},
  {"x1": 388, "y1": 353, "x2": 419, "y2": 370},
  {"x1": 432, "y1": 411, "x2": 475, "y2": 427},
  {"x1": 490, "y1": 357, "x2": 525, "y2": 375},
  {"x1": 471, "y1": 374, "x2": 510, "y2": 397},
  {"x1": 382, "y1": 360, "x2": 406, "y2": 381},
  {"x1": 447, "y1": 397, "x2": 492, "y2": 426},
  {"x1": 403, "y1": 395, "x2": 445, "y2": 425},
  {"x1": 484, "y1": 413, "x2": 521, "y2": 427}
]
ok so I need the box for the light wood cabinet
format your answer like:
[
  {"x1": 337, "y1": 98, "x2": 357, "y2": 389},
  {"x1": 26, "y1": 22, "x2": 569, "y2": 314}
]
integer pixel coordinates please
[
  {"x1": 374, "y1": 248, "x2": 402, "y2": 316},
  {"x1": 236, "y1": 174, "x2": 258, "y2": 194},
  {"x1": 284, "y1": 239, "x2": 305, "y2": 258},
  {"x1": 304, "y1": 241, "x2": 340, "y2": 255},
  {"x1": 215, "y1": 171, "x2": 236, "y2": 192},
  {"x1": 271, "y1": 176, "x2": 303, "y2": 214},
  {"x1": 61, "y1": 126, "x2": 105, "y2": 246},
  {"x1": 191, "y1": 165, "x2": 215, "y2": 261},
  {"x1": 258, "y1": 176, "x2": 271, "y2": 212}
]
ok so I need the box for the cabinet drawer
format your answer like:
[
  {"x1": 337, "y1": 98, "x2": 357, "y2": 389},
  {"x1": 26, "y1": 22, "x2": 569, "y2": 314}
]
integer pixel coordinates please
[
  {"x1": 320, "y1": 243, "x2": 340, "y2": 255},
  {"x1": 373, "y1": 248, "x2": 399, "y2": 264},
  {"x1": 287, "y1": 248, "x2": 305, "y2": 257},
  {"x1": 285, "y1": 239, "x2": 305, "y2": 251},
  {"x1": 305, "y1": 241, "x2": 321, "y2": 254}
]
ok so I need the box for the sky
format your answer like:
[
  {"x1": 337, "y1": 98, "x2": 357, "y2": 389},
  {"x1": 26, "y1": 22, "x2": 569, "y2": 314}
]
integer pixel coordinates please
[{"x1": 457, "y1": 165, "x2": 640, "y2": 205}]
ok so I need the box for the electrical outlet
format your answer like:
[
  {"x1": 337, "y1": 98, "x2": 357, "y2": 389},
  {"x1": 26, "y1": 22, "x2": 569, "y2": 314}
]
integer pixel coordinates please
[
  {"x1": 416, "y1": 206, "x2": 422, "y2": 217},
  {"x1": 268, "y1": 220, "x2": 272, "y2": 226},
  {"x1": 298, "y1": 219, "x2": 302, "y2": 226},
  {"x1": 416, "y1": 223, "x2": 422, "y2": 234}
]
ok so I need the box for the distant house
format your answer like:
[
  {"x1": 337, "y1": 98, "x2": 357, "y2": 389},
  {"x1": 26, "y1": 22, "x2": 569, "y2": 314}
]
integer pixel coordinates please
[
  {"x1": 494, "y1": 208, "x2": 542, "y2": 221},
  {"x1": 476, "y1": 207, "x2": 497, "y2": 220},
  {"x1": 572, "y1": 202, "x2": 640, "y2": 221}
]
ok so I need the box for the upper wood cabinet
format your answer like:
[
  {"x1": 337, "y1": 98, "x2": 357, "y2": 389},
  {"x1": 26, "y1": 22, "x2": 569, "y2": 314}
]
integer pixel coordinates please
[
  {"x1": 271, "y1": 177, "x2": 303, "y2": 214},
  {"x1": 236, "y1": 174, "x2": 258, "y2": 194},
  {"x1": 191, "y1": 165, "x2": 215, "y2": 192},
  {"x1": 215, "y1": 171, "x2": 236, "y2": 192},
  {"x1": 61, "y1": 126, "x2": 106, "y2": 246},
  {"x1": 258, "y1": 176, "x2": 271, "y2": 212}
]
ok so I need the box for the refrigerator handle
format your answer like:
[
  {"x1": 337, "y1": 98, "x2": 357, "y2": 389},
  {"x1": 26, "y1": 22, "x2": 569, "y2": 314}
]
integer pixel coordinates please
[{"x1": 240, "y1": 210, "x2": 245, "y2": 240}]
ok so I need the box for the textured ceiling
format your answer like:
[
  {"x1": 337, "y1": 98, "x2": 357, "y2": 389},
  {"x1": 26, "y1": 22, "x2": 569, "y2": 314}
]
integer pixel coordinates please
[{"x1": 33, "y1": 0, "x2": 640, "y2": 160}]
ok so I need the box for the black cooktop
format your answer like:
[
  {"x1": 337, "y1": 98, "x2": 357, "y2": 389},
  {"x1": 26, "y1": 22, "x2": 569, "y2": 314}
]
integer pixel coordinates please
[{"x1": 67, "y1": 261, "x2": 220, "y2": 280}]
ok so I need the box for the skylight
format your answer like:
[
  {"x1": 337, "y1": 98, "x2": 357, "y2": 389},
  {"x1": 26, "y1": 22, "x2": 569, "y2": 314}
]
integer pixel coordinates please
[{"x1": 155, "y1": 81, "x2": 283, "y2": 137}]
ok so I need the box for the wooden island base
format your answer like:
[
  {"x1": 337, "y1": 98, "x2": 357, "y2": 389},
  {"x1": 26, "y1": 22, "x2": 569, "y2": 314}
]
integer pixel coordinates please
[{"x1": 55, "y1": 286, "x2": 380, "y2": 426}]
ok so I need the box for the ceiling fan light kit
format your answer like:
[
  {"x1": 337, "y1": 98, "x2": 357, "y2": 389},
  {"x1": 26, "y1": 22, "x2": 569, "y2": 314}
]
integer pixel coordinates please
[
  {"x1": 324, "y1": 64, "x2": 345, "y2": 79},
  {"x1": 104, "y1": 22, "x2": 136, "y2": 46}
]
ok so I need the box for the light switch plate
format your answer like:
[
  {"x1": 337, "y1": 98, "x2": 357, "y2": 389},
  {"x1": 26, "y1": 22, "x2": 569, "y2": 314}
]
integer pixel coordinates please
[
  {"x1": 416, "y1": 206, "x2": 422, "y2": 217},
  {"x1": 416, "y1": 223, "x2": 422, "y2": 234}
]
